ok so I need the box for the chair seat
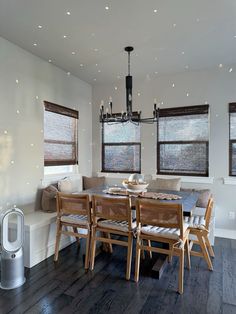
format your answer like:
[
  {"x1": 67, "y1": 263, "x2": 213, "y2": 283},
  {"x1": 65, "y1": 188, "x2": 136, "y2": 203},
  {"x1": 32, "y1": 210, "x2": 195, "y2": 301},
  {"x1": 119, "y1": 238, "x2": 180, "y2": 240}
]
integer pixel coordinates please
[
  {"x1": 97, "y1": 219, "x2": 137, "y2": 232},
  {"x1": 60, "y1": 214, "x2": 88, "y2": 226},
  {"x1": 141, "y1": 222, "x2": 189, "y2": 240},
  {"x1": 184, "y1": 215, "x2": 206, "y2": 229}
]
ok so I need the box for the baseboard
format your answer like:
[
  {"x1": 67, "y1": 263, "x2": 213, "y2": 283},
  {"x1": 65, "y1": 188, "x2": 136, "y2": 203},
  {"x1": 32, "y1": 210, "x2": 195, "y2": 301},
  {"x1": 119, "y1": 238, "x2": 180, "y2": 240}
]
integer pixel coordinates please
[
  {"x1": 215, "y1": 228, "x2": 236, "y2": 240},
  {"x1": 27, "y1": 237, "x2": 75, "y2": 268}
]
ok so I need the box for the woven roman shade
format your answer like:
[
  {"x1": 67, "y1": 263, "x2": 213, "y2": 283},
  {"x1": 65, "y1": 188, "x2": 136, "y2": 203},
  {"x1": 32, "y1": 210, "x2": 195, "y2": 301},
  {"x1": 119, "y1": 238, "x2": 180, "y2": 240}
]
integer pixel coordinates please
[
  {"x1": 229, "y1": 103, "x2": 236, "y2": 176},
  {"x1": 44, "y1": 101, "x2": 78, "y2": 166},
  {"x1": 157, "y1": 105, "x2": 209, "y2": 176}
]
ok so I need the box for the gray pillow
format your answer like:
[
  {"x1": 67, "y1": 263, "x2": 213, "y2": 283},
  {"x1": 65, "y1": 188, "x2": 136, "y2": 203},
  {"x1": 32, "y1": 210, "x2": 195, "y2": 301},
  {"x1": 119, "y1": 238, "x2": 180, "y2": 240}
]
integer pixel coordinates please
[
  {"x1": 148, "y1": 177, "x2": 181, "y2": 191},
  {"x1": 195, "y1": 189, "x2": 212, "y2": 208},
  {"x1": 41, "y1": 185, "x2": 58, "y2": 212},
  {"x1": 83, "y1": 176, "x2": 105, "y2": 190}
]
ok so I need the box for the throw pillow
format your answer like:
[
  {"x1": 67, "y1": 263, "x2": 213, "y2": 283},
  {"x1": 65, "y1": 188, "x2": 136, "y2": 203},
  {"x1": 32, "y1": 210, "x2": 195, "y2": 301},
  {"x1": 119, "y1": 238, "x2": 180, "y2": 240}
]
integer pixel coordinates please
[
  {"x1": 148, "y1": 177, "x2": 181, "y2": 191},
  {"x1": 41, "y1": 185, "x2": 58, "y2": 212},
  {"x1": 83, "y1": 176, "x2": 105, "y2": 190}
]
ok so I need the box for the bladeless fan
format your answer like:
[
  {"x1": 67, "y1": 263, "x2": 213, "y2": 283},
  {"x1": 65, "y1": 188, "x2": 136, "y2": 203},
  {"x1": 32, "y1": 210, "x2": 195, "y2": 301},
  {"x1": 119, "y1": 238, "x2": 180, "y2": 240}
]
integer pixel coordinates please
[{"x1": 0, "y1": 208, "x2": 25, "y2": 289}]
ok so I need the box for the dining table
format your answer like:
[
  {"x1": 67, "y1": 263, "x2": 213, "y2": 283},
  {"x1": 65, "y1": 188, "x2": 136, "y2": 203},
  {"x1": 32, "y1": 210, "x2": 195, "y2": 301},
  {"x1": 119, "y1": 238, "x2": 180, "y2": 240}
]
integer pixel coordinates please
[{"x1": 80, "y1": 184, "x2": 199, "y2": 279}]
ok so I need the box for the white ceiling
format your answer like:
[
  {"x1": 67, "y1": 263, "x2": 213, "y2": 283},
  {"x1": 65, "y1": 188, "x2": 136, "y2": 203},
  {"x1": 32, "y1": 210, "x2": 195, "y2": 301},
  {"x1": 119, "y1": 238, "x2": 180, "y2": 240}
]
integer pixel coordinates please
[{"x1": 0, "y1": 0, "x2": 236, "y2": 85}]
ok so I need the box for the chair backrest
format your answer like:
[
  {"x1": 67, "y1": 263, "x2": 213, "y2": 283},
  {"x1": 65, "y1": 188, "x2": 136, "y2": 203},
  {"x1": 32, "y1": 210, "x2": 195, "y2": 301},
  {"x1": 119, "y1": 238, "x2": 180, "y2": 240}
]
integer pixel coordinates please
[
  {"x1": 204, "y1": 197, "x2": 214, "y2": 230},
  {"x1": 136, "y1": 199, "x2": 184, "y2": 238},
  {"x1": 57, "y1": 193, "x2": 91, "y2": 223},
  {"x1": 92, "y1": 195, "x2": 132, "y2": 228}
]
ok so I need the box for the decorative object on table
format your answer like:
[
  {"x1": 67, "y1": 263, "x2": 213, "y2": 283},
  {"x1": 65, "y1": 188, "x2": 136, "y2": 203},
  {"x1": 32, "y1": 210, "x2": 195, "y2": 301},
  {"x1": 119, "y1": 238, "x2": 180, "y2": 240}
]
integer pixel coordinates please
[
  {"x1": 122, "y1": 179, "x2": 149, "y2": 193},
  {"x1": 141, "y1": 192, "x2": 182, "y2": 200},
  {"x1": 0, "y1": 208, "x2": 25, "y2": 290},
  {"x1": 99, "y1": 46, "x2": 160, "y2": 124}
]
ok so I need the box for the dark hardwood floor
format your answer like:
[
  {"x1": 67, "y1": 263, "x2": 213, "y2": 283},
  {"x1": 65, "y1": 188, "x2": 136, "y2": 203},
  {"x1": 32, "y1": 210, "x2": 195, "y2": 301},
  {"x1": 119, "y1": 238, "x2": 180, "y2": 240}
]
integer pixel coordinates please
[{"x1": 0, "y1": 237, "x2": 236, "y2": 314}]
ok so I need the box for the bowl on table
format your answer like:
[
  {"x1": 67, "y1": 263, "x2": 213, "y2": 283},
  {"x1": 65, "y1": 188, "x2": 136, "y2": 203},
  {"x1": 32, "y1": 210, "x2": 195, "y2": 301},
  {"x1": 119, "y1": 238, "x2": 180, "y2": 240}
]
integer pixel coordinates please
[{"x1": 122, "y1": 179, "x2": 149, "y2": 193}]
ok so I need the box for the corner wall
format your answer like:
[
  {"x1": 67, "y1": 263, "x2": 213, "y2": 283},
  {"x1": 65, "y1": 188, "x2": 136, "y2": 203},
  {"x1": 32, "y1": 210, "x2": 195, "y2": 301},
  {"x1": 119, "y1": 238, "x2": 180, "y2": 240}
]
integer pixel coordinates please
[{"x1": 0, "y1": 36, "x2": 92, "y2": 208}]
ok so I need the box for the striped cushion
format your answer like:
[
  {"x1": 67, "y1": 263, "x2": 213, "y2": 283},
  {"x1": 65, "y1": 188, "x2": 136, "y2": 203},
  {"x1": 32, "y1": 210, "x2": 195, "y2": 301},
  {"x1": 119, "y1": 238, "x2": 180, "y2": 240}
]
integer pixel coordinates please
[
  {"x1": 60, "y1": 214, "x2": 88, "y2": 226},
  {"x1": 141, "y1": 223, "x2": 189, "y2": 240},
  {"x1": 97, "y1": 219, "x2": 137, "y2": 232},
  {"x1": 184, "y1": 215, "x2": 206, "y2": 229}
]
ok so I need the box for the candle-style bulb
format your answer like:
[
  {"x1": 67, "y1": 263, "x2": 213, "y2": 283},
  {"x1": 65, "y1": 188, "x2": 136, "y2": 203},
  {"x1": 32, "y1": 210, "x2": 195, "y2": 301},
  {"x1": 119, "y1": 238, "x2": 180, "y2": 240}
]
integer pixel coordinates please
[
  {"x1": 154, "y1": 98, "x2": 157, "y2": 104},
  {"x1": 109, "y1": 96, "x2": 112, "y2": 103},
  {"x1": 101, "y1": 100, "x2": 104, "y2": 107}
]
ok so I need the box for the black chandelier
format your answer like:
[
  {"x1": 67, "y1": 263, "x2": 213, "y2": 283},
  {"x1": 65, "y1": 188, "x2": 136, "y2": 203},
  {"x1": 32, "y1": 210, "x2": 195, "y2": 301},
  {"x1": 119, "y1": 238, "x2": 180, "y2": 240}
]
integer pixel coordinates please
[{"x1": 99, "y1": 46, "x2": 160, "y2": 124}]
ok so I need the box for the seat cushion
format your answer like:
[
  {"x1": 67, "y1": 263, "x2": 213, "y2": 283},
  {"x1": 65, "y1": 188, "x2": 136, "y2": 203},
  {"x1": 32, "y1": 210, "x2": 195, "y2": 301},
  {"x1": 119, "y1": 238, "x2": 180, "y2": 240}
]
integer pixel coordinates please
[
  {"x1": 141, "y1": 222, "x2": 189, "y2": 240},
  {"x1": 60, "y1": 214, "x2": 88, "y2": 226},
  {"x1": 184, "y1": 215, "x2": 206, "y2": 229},
  {"x1": 97, "y1": 219, "x2": 136, "y2": 232}
]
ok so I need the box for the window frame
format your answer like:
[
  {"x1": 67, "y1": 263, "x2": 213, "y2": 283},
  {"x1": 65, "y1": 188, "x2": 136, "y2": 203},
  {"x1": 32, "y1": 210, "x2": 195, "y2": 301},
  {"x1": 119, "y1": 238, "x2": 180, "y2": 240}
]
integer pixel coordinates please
[
  {"x1": 157, "y1": 105, "x2": 209, "y2": 177},
  {"x1": 101, "y1": 121, "x2": 141, "y2": 174},
  {"x1": 44, "y1": 101, "x2": 79, "y2": 167},
  {"x1": 229, "y1": 103, "x2": 236, "y2": 176}
]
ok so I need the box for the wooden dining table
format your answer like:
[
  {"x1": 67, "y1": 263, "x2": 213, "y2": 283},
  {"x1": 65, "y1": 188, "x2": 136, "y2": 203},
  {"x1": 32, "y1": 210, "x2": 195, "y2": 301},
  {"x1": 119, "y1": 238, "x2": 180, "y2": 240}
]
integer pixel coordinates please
[{"x1": 80, "y1": 185, "x2": 199, "y2": 279}]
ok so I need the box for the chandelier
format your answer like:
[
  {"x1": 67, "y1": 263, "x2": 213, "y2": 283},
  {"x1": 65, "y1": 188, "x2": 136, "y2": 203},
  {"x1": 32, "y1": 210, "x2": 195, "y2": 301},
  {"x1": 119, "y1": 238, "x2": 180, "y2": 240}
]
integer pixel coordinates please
[{"x1": 99, "y1": 46, "x2": 160, "y2": 124}]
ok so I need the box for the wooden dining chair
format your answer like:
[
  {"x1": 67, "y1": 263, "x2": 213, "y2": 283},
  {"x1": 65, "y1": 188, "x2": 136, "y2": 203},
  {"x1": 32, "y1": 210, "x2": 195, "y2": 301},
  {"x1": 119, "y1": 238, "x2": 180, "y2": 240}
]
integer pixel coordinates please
[
  {"x1": 54, "y1": 193, "x2": 91, "y2": 270},
  {"x1": 90, "y1": 195, "x2": 136, "y2": 280},
  {"x1": 135, "y1": 199, "x2": 190, "y2": 294},
  {"x1": 184, "y1": 197, "x2": 214, "y2": 270}
]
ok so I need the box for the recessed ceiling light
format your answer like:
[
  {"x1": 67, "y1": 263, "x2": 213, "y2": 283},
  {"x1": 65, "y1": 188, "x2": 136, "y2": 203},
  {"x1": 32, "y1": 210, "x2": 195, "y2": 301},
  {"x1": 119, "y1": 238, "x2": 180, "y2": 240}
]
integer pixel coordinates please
[
  {"x1": 72, "y1": 51, "x2": 76, "y2": 55},
  {"x1": 98, "y1": 70, "x2": 101, "y2": 73},
  {"x1": 95, "y1": 63, "x2": 98, "y2": 66},
  {"x1": 93, "y1": 78, "x2": 97, "y2": 81},
  {"x1": 185, "y1": 65, "x2": 189, "y2": 69},
  {"x1": 181, "y1": 51, "x2": 185, "y2": 55},
  {"x1": 105, "y1": 6, "x2": 109, "y2": 10},
  {"x1": 66, "y1": 11, "x2": 71, "y2": 15},
  {"x1": 219, "y1": 63, "x2": 223, "y2": 68},
  {"x1": 234, "y1": 35, "x2": 236, "y2": 38},
  {"x1": 186, "y1": 93, "x2": 189, "y2": 97},
  {"x1": 114, "y1": 86, "x2": 118, "y2": 90},
  {"x1": 196, "y1": 18, "x2": 200, "y2": 22},
  {"x1": 173, "y1": 23, "x2": 177, "y2": 28},
  {"x1": 117, "y1": 75, "x2": 121, "y2": 79},
  {"x1": 15, "y1": 79, "x2": 19, "y2": 84},
  {"x1": 38, "y1": 25, "x2": 42, "y2": 29},
  {"x1": 94, "y1": 48, "x2": 98, "y2": 52},
  {"x1": 154, "y1": 9, "x2": 158, "y2": 13},
  {"x1": 63, "y1": 35, "x2": 67, "y2": 38},
  {"x1": 67, "y1": 72, "x2": 71, "y2": 76},
  {"x1": 229, "y1": 68, "x2": 233, "y2": 72},
  {"x1": 172, "y1": 83, "x2": 175, "y2": 88},
  {"x1": 80, "y1": 63, "x2": 84, "y2": 67},
  {"x1": 33, "y1": 43, "x2": 37, "y2": 46},
  {"x1": 137, "y1": 92, "x2": 141, "y2": 96},
  {"x1": 4, "y1": 130, "x2": 8, "y2": 134},
  {"x1": 48, "y1": 59, "x2": 52, "y2": 63},
  {"x1": 155, "y1": 71, "x2": 158, "y2": 74}
]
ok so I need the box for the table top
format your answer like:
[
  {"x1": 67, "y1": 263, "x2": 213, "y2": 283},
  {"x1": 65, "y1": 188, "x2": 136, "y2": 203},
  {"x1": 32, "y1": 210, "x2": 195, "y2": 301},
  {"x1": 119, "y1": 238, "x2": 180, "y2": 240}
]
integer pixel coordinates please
[{"x1": 82, "y1": 185, "x2": 199, "y2": 217}]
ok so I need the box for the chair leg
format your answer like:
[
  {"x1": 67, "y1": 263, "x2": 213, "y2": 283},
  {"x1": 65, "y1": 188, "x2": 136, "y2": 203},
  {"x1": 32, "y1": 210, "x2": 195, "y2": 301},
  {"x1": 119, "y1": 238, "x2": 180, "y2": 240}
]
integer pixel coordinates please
[
  {"x1": 168, "y1": 244, "x2": 173, "y2": 263},
  {"x1": 141, "y1": 240, "x2": 145, "y2": 260},
  {"x1": 204, "y1": 236, "x2": 215, "y2": 258},
  {"x1": 134, "y1": 235, "x2": 141, "y2": 282},
  {"x1": 147, "y1": 240, "x2": 152, "y2": 259},
  {"x1": 73, "y1": 227, "x2": 80, "y2": 246},
  {"x1": 197, "y1": 234, "x2": 213, "y2": 271},
  {"x1": 185, "y1": 239, "x2": 191, "y2": 270},
  {"x1": 84, "y1": 229, "x2": 91, "y2": 270},
  {"x1": 178, "y1": 248, "x2": 184, "y2": 294},
  {"x1": 90, "y1": 226, "x2": 97, "y2": 270},
  {"x1": 126, "y1": 234, "x2": 133, "y2": 280},
  {"x1": 54, "y1": 221, "x2": 62, "y2": 262},
  {"x1": 107, "y1": 233, "x2": 113, "y2": 254}
]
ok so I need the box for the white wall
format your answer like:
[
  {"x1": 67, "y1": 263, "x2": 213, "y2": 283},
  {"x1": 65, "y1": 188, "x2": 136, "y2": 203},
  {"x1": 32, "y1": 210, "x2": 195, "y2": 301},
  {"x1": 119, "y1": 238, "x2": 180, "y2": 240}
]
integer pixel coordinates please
[
  {"x1": 0, "y1": 37, "x2": 92, "y2": 208},
  {"x1": 92, "y1": 67, "x2": 236, "y2": 231}
]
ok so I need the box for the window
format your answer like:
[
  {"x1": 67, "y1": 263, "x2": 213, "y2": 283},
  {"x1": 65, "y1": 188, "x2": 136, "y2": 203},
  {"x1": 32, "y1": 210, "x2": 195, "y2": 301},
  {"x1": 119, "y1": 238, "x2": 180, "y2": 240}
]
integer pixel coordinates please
[
  {"x1": 229, "y1": 103, "x2": 236, "y2": 176},
  {"x1": 157, "y1": 105, "x2": 209, "y2": 176},
  {"x1": 44, "y1": 101, "x2": 78, "y2": 167},
  {"x1": 102, "y1": 122, "x2": 141, "y2": 173}
]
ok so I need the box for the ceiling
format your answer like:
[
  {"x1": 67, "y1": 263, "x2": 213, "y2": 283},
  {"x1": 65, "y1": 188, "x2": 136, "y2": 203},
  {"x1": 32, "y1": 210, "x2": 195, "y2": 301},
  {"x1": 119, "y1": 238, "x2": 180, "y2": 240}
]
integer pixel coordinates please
[{"x1": 0, "y1": 0, "x2": 236, "y2": 85}]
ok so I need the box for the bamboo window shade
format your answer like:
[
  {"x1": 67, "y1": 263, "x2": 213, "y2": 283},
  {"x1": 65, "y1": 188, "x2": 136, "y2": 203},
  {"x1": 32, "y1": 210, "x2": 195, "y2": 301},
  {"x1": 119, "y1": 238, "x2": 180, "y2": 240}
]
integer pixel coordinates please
[
  {"x1": 229, "y1": 103, "x2": 236, "y2": 176},
  {"x1": 44, "y1": 101, "x2": 79, "y2": 166}
]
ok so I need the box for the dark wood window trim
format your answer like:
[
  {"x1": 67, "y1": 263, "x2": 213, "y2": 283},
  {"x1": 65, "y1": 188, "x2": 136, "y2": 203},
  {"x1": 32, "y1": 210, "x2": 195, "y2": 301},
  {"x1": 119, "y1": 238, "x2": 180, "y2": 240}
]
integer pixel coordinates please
[
  {"x1": 101, "y1": 122, "x2": 141, "y2": 173},
  {"x1": 229, "y1": 103, "x2": 236, "y2": 176},
  {"x1": 157, "y1": 104, "x2": 209, "y2": 177},
  {"x1": 44, "y1": 101, "x2": 79, "y2": 167}
]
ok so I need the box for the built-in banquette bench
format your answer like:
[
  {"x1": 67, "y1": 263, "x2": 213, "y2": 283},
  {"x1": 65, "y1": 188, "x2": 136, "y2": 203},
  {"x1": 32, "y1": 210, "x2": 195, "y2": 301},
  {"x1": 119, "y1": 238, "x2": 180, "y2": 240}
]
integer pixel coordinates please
[{"x1": 9, "y1": 175, "x2": 215, "y2": 268}]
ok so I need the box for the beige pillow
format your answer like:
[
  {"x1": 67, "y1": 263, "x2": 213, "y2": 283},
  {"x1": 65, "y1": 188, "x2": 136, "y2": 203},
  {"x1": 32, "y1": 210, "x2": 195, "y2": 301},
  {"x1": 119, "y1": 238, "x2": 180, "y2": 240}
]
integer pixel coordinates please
[
  {"x1": 83, "y1": 176, "x2": 105, "y2": 190},
  {"x1": 196, "y1": 189, "x2": 212, "y2": 208},
  {"x1": 41, "y1": 185, "x2": 58, "y2": 212},
  {"x1": 148, "y1": 177, "x2": 181, "y2": 191},
  {"x1": 58, "y1": 177, "x2": 79, "y2": 193}
]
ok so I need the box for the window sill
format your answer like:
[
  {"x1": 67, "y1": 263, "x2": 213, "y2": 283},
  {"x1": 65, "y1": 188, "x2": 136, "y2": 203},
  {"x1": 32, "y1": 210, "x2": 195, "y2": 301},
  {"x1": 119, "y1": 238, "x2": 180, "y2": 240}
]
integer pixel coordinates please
[
  {"x1": 42, "y1": 172, "x2": 81, "y2": 188},
  {"x1": 97, "y1": 172, "x2": 214, "y2": 184},
  {"x1": 223, "y1": 177, "x2": 236, "y2": 185}
]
